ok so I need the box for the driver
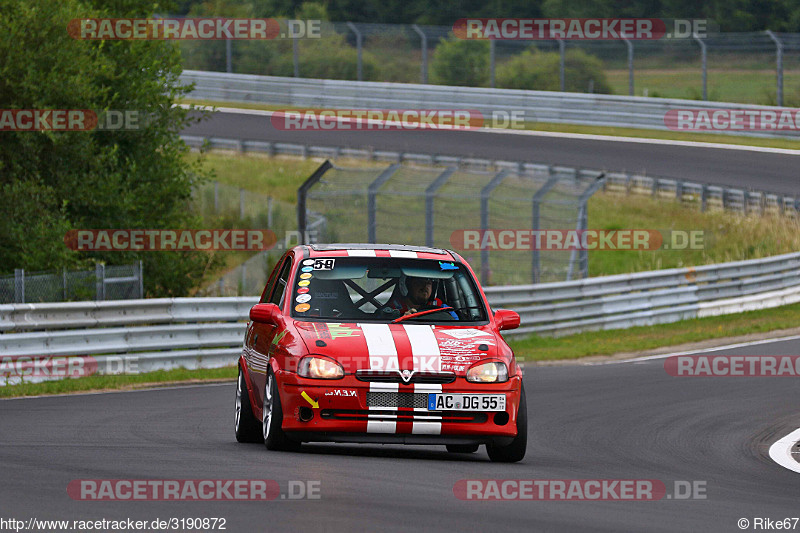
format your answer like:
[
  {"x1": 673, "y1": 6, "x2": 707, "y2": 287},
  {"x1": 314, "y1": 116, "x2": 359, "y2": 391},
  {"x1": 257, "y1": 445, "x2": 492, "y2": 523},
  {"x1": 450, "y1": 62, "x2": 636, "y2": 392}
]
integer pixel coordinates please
[{"x1": 387, "y1": 276, "x2": 458, "y2": 319}]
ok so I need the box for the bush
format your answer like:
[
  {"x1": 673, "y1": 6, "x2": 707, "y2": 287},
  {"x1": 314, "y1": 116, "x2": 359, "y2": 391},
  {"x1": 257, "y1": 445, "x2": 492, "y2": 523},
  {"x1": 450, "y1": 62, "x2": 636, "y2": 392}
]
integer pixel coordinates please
[
  {"x1": 430, "y1": 36, "x2": 490, "y2": 87},
  {"x1": 270, "y1": 33, "x2": 378, "y2": 80},
  {"x1": 496, "y1": 47, "x2": 612, "y2": 94}
]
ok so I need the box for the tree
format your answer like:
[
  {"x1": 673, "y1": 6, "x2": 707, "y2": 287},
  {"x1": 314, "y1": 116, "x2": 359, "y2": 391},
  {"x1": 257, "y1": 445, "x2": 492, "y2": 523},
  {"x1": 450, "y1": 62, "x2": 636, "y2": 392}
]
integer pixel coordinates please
[{"x1": 0, "y1": 0, "x2": 214, "y2": 296}]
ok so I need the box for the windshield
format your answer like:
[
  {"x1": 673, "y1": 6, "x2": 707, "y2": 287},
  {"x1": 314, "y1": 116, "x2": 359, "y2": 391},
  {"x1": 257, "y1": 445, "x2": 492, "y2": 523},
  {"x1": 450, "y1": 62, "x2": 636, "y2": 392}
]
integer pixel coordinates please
[{"x1": 291, "y1": 256, "x2": 488, "y2": 324}]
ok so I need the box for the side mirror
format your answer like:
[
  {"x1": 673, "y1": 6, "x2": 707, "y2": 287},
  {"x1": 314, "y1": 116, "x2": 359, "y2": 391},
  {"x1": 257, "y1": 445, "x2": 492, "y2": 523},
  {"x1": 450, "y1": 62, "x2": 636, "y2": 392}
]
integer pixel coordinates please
[
  {"x1": 250, "y1": 303, "x2": 281, "y2": 325},
  {"x1": 494, "y1": 309, "x2": 520, "y2": 331}
]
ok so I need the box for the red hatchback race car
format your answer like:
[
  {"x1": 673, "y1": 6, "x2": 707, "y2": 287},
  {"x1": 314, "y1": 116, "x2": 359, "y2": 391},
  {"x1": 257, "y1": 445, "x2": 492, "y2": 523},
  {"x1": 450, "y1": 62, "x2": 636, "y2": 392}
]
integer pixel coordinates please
[{"x1": 235, "y1": 243, "x2": 526, "y2": 462}]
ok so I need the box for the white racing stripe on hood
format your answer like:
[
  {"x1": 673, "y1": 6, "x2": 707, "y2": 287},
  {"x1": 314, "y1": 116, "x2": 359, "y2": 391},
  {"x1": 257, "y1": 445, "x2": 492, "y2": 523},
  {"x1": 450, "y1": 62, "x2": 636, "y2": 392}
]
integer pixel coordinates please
[
  {"x1": 403, "y1": 324, "x2": 441, "y2": 373},
  {"x1": 361, "y1": 323, "x2": 399, "y2": 433}
]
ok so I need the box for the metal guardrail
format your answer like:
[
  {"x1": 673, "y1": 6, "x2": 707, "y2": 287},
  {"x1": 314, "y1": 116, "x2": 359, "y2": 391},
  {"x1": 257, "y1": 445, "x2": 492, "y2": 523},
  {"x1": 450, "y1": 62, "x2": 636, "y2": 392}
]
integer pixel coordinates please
[
  {"x1": 3, "y1": 251, "x2": 800, "y2": 384},
  {"x1": 181, "y1": 135, "x2": 800, "y2": 216},
  {"x1": 181, "y1": 70, "x2": 800, "y2": 139}
]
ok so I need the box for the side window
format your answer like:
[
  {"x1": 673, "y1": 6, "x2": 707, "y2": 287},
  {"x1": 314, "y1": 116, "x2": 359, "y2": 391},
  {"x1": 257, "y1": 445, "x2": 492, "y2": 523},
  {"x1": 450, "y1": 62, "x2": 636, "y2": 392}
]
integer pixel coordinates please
[
  {"x1": 269, "y1": 259, "x2": 293, "y2": 306},
  {"x1": 260, "y1": 253, "x2": 290, "y2": 303}
]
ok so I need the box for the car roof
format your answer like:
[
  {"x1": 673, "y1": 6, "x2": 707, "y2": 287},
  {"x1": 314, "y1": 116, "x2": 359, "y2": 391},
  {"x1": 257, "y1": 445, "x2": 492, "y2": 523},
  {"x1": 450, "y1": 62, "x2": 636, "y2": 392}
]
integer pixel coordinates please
[{"x1": 297, "y1": 243, "x2": 457, "y2": 261}]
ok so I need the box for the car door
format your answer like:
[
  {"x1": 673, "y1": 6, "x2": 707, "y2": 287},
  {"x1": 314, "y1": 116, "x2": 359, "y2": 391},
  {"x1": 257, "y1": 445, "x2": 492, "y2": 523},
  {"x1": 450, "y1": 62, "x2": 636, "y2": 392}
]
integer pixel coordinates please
[{"x1": 248, "y1": 253, "x2": 294, "y2": 407}]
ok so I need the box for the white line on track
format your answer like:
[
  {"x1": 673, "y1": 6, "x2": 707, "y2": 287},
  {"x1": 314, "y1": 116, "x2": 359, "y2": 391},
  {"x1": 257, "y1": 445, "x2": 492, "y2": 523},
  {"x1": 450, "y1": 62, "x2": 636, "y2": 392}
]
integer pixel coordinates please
[
  {"x1": 769, "y1": 428, "x2": 800, "y2": 474},
  {"x1": 180, "y1": 104, "x2": 800, "y2": 156},
  {"x1": 606, "y1": 334, "x2": 800, "y2": 364}
]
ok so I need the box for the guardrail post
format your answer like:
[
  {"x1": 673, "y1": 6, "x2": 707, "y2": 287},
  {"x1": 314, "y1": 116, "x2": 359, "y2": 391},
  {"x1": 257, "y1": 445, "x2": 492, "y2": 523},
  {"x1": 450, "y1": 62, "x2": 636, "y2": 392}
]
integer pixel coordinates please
[
  {"x1": 676, "y1": 180, "x2": 683, "y2": 202},
  {"x1": 367, "y1": 164, "x2": 401, "y2": 243},
  {"x1": 623, "y1": 36, "x2": 634, "y2": 96},
  {"x1": 489, "y1": 39, "x2": 496, "y2": 88},
  {"x1": 268, "y1": 196, "x2": 273, "y2": 228},
  {"x1": 346, "y1": 22, "x2": 363, "y2": 81},
  {"x1": 412, "y1": 24, "x2": 428, "y2": 84},
  {"x1": 531, "y1": 172, "x2": 560, "y2": 283},
  {"x1": 292, "y1": 35, "x2": 300, "y2": 77},
  {"x1": 694, "y1": 33, "x2": 707, "y2": 100},
  {"x1": 239, "y1": 188, "x2": 245, "y2": 220},
  {"x1": 480, "y1": 170, "x2": 510, "y2": 286},
  {"x1": 95, "y1": 263, "x2": 105, "y2": 301},
  {"x1": 297, "y1": 160, "x2": 333, "y2": 243},
  {"x1": 557, "y1": 39, "x2": 565, "y2": 91},
  {"x1": 425, "y1": 167, "x2": 456, "y2": 247},
  {"x1": 225, "y1": 39, "x2": 232, "y2": 73},
  {"x1": 766, "y1": 30, "x2": 784, "y2": 106},
  {"x1": 14, "y1": 268, "x2": 24, "y2": 303},
  {"x1": 701, "y1": 185, "x2": 708, "y2": 211}
]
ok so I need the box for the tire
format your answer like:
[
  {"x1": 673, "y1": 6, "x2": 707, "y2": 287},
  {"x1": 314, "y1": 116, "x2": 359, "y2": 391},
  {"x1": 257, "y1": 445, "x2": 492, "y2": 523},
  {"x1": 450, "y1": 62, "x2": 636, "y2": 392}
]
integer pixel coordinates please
[
  {"x1": 235, "y1": 366, "x2": 263, "y2": 443},
  {"x1": 446, "y1": 444, "x2": 480, "y2": 454},
  {"x1": 487, "y1": 383, "x2": 527, "y2": 463},
  {"x1": 262, "y1": 369, "x2": 300, "y2": 451}
]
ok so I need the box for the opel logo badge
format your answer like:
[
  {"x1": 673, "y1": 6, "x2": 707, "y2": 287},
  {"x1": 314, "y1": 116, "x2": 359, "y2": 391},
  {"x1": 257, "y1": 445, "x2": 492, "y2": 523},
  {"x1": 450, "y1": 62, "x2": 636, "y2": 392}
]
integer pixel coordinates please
[{"x1": 400, "y1": 369, "x2": 413, "y2": 383}]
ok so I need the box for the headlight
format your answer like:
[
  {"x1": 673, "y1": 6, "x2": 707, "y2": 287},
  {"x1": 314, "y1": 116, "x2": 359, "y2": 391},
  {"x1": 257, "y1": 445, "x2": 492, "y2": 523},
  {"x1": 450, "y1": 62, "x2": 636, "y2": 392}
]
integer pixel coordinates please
[
  {"x1": 298, "y1": 356, "x2": 344, "y2": 379},
  {"x1": 466, "y1": 361, "x2": 508, "y2": 383}
]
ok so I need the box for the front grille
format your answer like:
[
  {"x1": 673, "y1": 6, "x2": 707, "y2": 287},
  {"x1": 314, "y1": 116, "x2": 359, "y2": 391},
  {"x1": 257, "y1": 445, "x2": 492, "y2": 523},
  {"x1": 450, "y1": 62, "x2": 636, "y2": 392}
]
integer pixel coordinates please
[
  {"x1": 356, "y1": 370, "x2": 456, "y2": 384},
  {"x1": 366, "y1": 392, "x2": 428, "y2": 409}
]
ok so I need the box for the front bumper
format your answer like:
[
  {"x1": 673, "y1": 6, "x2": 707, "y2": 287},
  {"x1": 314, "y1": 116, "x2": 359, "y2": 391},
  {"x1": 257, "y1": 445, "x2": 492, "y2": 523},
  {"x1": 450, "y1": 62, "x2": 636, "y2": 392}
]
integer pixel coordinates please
[{"x1": 276, "y1": 371, "x2": 522, "y2": 444}]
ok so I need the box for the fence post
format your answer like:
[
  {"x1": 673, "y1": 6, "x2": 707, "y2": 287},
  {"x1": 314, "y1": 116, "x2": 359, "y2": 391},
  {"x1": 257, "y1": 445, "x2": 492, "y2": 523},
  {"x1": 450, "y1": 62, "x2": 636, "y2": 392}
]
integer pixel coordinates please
[
  {"x1": 569, "y1": 173, "x2": 606, "y2": 280},
  {"x1": 557, "y1": 39, "x2": 565, "y2": 91},
  {"x1": 138, "y1": 260, "x2": 144, "y2": 299},
  {"x1": 623, "y1": 36, "x2": 634, "y2": 96},
  {"x1": 489, "y1": 39, "x2": 496, "y2": 88},
  {"x1": 701, "y1": 184, "x2": 708, "y2": 212},
  {"x1": 214, "y1": 181, "x2": 219, "y2": 213},
  {"x1": 411, "y1": 24, "x2": 428, "y2": 84},
  {"x1": 240, "y1": 262, "x2": 247, "y2": 297},
  {"x1": 268, "y1": 196, "x2": 273, "y2": 228},
  {"x1": 14, "y1": 268, "x2": 24, "y2": 304},
  {"x1": 346, "y1": 22, "x2": 363, "y2": 81},
  {"x1": 239, "y1": 188, "x2": 245, "y2": 220},
  {"x1": 367, "y1": 164, "x2": 401, "y2": 243},
  {"x1": 95, "y1": 263, "x2": 105, "y2": 301},
  {"x1": 62, "y1": 267, "x2": 67, "y2": 300},
  {"x1": 425, "y1": 167, "x2": 456, "y2": 247},
  {"x1": 480, "y1": 170, "x2": 511, "y2": 286},
  {"x1": 766, "y1": 30, "x2": 784, "y2": 106},
  {"x1": 298, "y1": 160, "x2": 333, "y2": 244},
  {"x1": 692, "y1": 34, "x2": 708, "y2": 100},
  {"x1": 531, "y1": 172, "x2": 561, "y2": 284},
  {"x1": 225, "y1": 39, "x2": 232, "y2": 73},
  {"x1": 292, "y1": 35, "x2": 300, "y2": 77}
]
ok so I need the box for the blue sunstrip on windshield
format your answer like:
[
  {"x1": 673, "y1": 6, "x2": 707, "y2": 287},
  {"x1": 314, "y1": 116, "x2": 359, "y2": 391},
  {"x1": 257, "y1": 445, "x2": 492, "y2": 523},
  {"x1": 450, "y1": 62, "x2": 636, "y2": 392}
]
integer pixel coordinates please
[{"x1": 439, "y1": 261, "x2": 458, "y2": 270}]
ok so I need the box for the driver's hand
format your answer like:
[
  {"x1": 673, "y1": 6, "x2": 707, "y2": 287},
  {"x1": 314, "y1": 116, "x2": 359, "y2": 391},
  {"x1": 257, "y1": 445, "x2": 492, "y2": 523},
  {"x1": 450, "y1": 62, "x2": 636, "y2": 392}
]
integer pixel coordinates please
[{"x1": 404, "y1": 308, "x2": 417, "y2": 316}]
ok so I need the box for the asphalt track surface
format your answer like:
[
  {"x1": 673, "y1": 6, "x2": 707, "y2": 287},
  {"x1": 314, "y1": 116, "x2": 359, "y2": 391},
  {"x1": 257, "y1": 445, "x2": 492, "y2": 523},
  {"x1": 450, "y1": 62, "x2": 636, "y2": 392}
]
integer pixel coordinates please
[
  {"x1": 4, "y1": 337, "x2": 800, "y2": 532},
  {"x1": 184, "y1": 110, "x2": 800, "y2": 196}
]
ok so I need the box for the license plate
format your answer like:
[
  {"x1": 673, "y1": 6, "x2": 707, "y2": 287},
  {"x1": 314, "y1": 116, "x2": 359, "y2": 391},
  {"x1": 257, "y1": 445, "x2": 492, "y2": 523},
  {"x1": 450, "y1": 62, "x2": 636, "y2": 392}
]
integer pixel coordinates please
[{"x1": 427, "y1": 393, "x2": 506, "y2": 411}]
